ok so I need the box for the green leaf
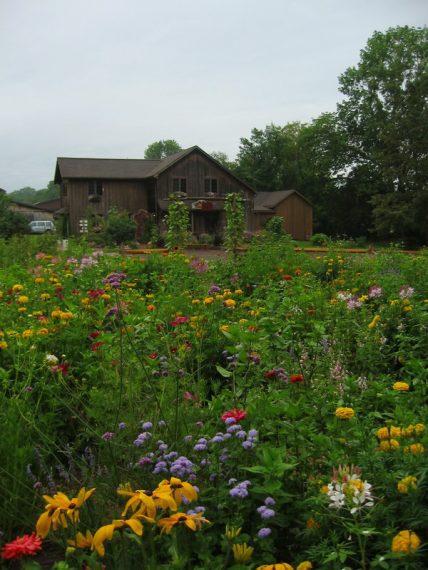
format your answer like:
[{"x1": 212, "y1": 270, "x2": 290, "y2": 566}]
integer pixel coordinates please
[{"x1": 215, "y1": 365, "x2": 232, "y2": 378}]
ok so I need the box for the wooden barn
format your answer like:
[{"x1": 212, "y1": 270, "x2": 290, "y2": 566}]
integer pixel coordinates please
[
  {"x1": 254, "y1": 190, "x2": 313, "y2": 240},
  {"x1": 54, "y1": 146, "x2": 255, "y2": 237}
]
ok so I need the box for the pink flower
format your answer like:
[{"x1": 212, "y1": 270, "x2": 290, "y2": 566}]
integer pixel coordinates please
[
  {"x1": 1, "y1": 533, "x2": 42, "y2": 560},
  {"x1": 170, "y1": 316, "x2": 190, "y2": 326},
  {"x1": 221, "y1": 408, "x2": 247, "y2": 422}
]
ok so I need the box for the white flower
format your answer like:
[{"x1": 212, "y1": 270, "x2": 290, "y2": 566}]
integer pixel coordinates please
[
  {"x1": 327, "y1": 482, "x2": 346, "y2": 509},
  {"x1": 45, "y1": 354, "x2": 58, "y2": 365}
]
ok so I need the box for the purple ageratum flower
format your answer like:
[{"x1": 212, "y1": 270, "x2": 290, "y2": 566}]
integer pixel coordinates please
[
  {"x1": 257, "y1": 528, "x2": 272, "y2": 538},
  {"x1": 208, "y1": 284, "x2": 221, "y2": 295},
  {"x1": 235, "y1": 430, "x2": 247, "y2": 439},
  {"x1": 141, "y1": 421, "x2": 153, "y2": 430},
  {"x1": 194, "y1": 443, "x2": 207, "y2": 452},
  {"x1": 138, "y1": 456, "x2": 153, "y2": 466},
  {"x1": 152, "y1": 461, "x2": 168, "y2": 474},
  {"x1": 264, "y1": 497, "x2": 276, "y2": 506},
  {"x1": 224, "y1": 417, "x2": 237, "y2": 426},
  {"x1": 170, "y1": 456, "x2": 194, "y2": 478},
  {"x1": 257, "y1": 506, "x2": 275, "y2": 519},
  {"x1": 118, "y1": 422, "x2": 126, "y2": 430},
  {"x1": 220, "y1": 448, "x2": 230, "y2": 462},
  {"x1": 229, "y1": 480, "x2": 251, "y2": 499},
  {"x1": 133, "y1": 432, "x2": 151, "y2": 447},
  {"x1": 242, "y1": 440, "x2": 254, "y2": 450},
  {"x1": 347, "y1": 296, "x2": 362, "y2": 310},
  {"x1": 226, "y1": 424, "x2": 241, "y2": 433},
  {"x1": 101, "y1": 432, "x2": 114, "y2": 441},
  {"x1": 158, "y1": 420, "x2": 167, "y2": 428},
  {"x1": 106, "y1": 306, "x2": 119, "y2": 317},
  {"x1": 211, "y1": 434, "x2": 224, "y2": 444},
  {"x1": 223, "y1": 433, "x2": 232, "y2": 440},
  {"x1": 164, "y1": 451, "x2": 178, "y2": 461},
  {"x1": 103, "y1": 272, "x2": 127, "y2": 288}
]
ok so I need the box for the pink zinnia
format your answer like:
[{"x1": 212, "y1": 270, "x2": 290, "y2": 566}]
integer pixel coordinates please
[
  {"x1": 221, "y1": 408, "x2": 247, "y2": 422},
  {"x1": 1, "y1": 533, "x2": 42, "y2": 560}
]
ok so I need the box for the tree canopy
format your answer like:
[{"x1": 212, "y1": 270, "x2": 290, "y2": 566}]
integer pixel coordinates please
[
  {"x1": 144, "y1": 140, "x2": 182, "y2": 160},
  {"x1": 9, "y1": 181, "x2": 60, "y2": 205}
]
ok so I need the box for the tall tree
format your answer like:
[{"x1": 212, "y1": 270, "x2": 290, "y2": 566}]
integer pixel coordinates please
[
  {"x1": 337, "y1": 26, "x2": 428, "y2": 243},
  {"x1": 236, "y1": 123, "x2": 305, "y2": 192},
  {"x1": 144, "y1": 140, "x2": 182, "y2": 160}
]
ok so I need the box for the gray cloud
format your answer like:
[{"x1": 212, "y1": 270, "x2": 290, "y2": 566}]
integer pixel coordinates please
[{"x1": 0, "y1": 0, "x2": 426, "y2": 190}]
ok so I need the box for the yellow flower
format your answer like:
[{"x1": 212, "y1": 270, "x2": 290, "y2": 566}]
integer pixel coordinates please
[
  {"x1": 117, "y1": 487, "x2": 157, "y2": 519},
  {"x1": 22, "y1": 329, "x2": 34, "y2": 339},
  {"x1": 378, "y1": 439, "x2": 400, "y2": 452},
  {"x1": 335, "y1": 407, "x2": 355, "y2": 420},
  {"x1": 390, "y1": 426, "x2": 402, "y2": 438},
  {"x1": 36, "y1": 487, "x2": 96, "y2": 538},
  {"x1": 376, "y1": 427, "x2": 390, "y2": 440},
  {"x1": 414, "y1": 423, "x2": 425, "y2": 436},
  {"x1": 156, "y1": 477, "x2": 197, "y2": 506},
  {"x1": 51, "y1": 309, "x2": 62, "y2": 319},
  {"x1": 306, "y1": 517, "x2": 319, "y2": 529},
  {"x1": 320, "y1": 485, "x2": 329, "y2": 494},
  {"x1": 204, "y1": 297, "x2": 214, "y2": 305},
  {"x1": 37, "y1": 328, "x2": 49, "y2": 336},
  {"x1": 404, "y1": 443, "x2": 425, "y2": 455},
  {"x1": 391, "y1": 530, "x2": 421, "y2": 553},
  {"x1": 12, "y1": 284, "x2": 24, "y2": 293},
  {"x1": 368, "y1": 315, "x2": 381, "y2": 329},
  {"x1": 60, "y1": 311, "x2": 73, "y2": 320},
  {"x1": 40, "y1": 293, "x2": 51, "y2": 301},
  {"x1": 67, "y1": 530, "x2": 94, "y2": 550},
  {"x1": 397, "y1": 476, "x2": 417, "y2": 494},
  {"x1": 297, "y1": 563, "x2": 313, "y2": 570},
  {"x1": 403, "y1": 305, "x2": 413, "y2": 312},
  {"x1": 18, "y1": 307, "x2": 27, "y2": 313},
  {"x1": 0, "y1": 341, "x2": 8, "y2": 350},
  {"x1": 191, "y1": 299, "x2": 200, "y2": 304},
  {"x1": 219, "y1": 325, "x2": 230, "y2": 332},
  {"x1": 224, "y1": 525, "x2": 241, "y2": 539},
  {"x1": 393, "y1": 382, "x2": 409, "y2": 391},
  {"x1": 232, "y1": 543, "x2": 254, "y2": 563},
  {"x1": 224, "y1": 298, "x2": 236, "y2": 308},
  {"x1": 158, "y1": 512, "x2": 209, "y2": 534},
  {"x1": 17, "y1": 295, "x2": 29, "y2": 304},
  {"x1": 256, "y1": 562, "x2": 292, "y2": 570},
  {"x1": 92, "y1": 512, "x2": 145, "y2": 557}
]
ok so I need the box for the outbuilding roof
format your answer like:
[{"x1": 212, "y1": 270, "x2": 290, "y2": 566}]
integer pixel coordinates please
[{"x1": 254, "y1": 190, "x2": 313, "y2": 212}]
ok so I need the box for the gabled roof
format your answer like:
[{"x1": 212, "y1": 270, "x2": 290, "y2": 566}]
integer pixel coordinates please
[
  {"x1": 254, "y1": 190, "x2": 313, "y2": 211},
  {"x1": 54, "y1": 146, "x2": 256, "y2": 193},
  {"x1": 55, "y1": 157, "x2": 160, "y2": 182}
]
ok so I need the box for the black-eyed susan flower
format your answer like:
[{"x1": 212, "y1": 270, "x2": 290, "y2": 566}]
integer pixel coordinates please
[
  {"x1": 157, "y1": 512, "x2": 209, "y2": 534},
  {"x1": 36, "y1": 487, "x2": 95, "y2": 538},
  {"x1": 156, "y1": 477, "x2": 197, "y2": 506},
  {"x1": 92, "y1": 511, "x2": 148, "y2": 557},
  {"x1": 393, "y1": 381, "x2": 409, "y2": 391},
  {"x1": 257, "y1": 564, "x2": 293, "y2": 570},
  {"x1": 67, "y1": 530, "x2": 95, "y2": 550},
  {"x1": 117, "y1": 487, "x2": 157, "y2": 519},
  {"x1": 232, "y1": 542, "x2": 254, "y2": 563}
]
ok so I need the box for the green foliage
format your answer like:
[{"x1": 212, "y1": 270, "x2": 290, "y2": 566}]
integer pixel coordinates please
[
  {"x1": 164, "y1": 193, "x2": 190, "y2": 249},
  {"x1": 224, "y1": 192, "x2": 245, "y2": 257},
  {"x1": 264, "y1": 216, "x2": 284, "y2": 236},
  {"x1": 0, "y1": 194, "x2": 29, "y2": 238},
  {"x1": 144, "y1": 139, "x2": 182, "y2": 159},
  {"x1": 310, "y1": 233, "x2": 330, "y2": 246},
  {"x1": 9, "y1": 181, "x2": 60, "y2": 205},
  {"x1": 103, "y1": 208, "x2": 137, "y2": 245}
]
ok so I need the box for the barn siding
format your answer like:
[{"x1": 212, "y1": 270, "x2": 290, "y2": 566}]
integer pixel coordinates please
[
  {"x1": 275, "y1": 195, "x2": 312, "y2": 240},
  {"x1": 64, "y1": 179, "x2": 148, "y2": 235}
]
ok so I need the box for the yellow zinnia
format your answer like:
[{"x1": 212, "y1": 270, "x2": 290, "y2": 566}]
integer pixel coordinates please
[
  {"x1": 391, "y1": 530, "x2": 421, "y2": 553},
  {"x1": 335, "y1": 407, "x2": 355, "y2": 420},
  {"x1": 257, "y1": 564, "x2": 294, "y2": 570},
  {"x1": 393, "y1": 382, "x2": 409, "y2": 391},
  {"x1": 397, "y1": 476, "x2": 417, "y2": 494}
]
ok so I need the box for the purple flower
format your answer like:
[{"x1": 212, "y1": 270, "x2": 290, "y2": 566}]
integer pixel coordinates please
[
  {"x1": 224, "y1": 417, "x2": 237, "y2": 426},
  {"x1": 170, "y1": 456, "x2": 194, "y2": 478},
  {"x1": 229, "y1": 480, "x2": 251, "y2": 498},
  {"x1": 264, "y1": 497, "x2": 276, "y2": 506},
  {"x1": 211, "y1": 435, "x2": 224, "y2": 443},
  {"x1": 368, "y1": 286, "x2": 383, "y2": 298},
  {"x1": 141, "y1": 421, "x2": 153, "y2": 430},
  {"x1": 194, "y1": 443, "x2": 207, "y2": 452},
  {"x1": 101, "y1": 432, "x2": 114, "y2": 441},
  {"x1": 227, "y1": 424, "x2": 241, "y2": 433},
  {"x1": 257, "y1": 528, "x2": 272, "y2": 538},
  {"x1": 134, "y1": 432, "x2": 151, "y2": 447},
  {"x1": 158, "y1": 420, "x2": 167, "y2": 428},
  {"x1": 400, "y1": 285, "x2": 415, "y2": 299},
  {"x1": 208, "y1": 284, "x2": 221, "y2": 295},
  {"x1": 242, "y1": 441, "x2": 254, "y2": 450},
  {"x1": 195, "y1": 421, "x2": 204, "y2": 428},
  {"x1": 248, "y1": 429, "x2": 258, "y2": 439},
  {"x1": 257, "y1": 506, "x2": 275, "y2": 519},
  {"x1": 235, "y1": 430, "x2": 247, "y2": 439},
  {"x1": 138, "y1": 456, "x2": 153, "y2": 466},
  {"x1": 153, "y1": 461, "x2": 168, "y2": 474},
  {"x1": 118, "y1": 422, "x2": 126, "y2": 430},
  {"x1": 200, "y1": 458, "x2": 210, "y2": 467}
]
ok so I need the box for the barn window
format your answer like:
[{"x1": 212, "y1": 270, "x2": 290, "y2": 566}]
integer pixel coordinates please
[
  {"x1": 88, "y1": 180, "x2": 103, "y2": 196},
  {"x1": 204, "y1": 177, "x2": 218, "y2": 194},
  {"x1": 173, "y1": 177, "x2": 187, "y2": 194}
]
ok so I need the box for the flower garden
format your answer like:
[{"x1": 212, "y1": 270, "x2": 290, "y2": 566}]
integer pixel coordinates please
[{"x1": 0, "y1": 234, "x2": 427, "y2": 569}]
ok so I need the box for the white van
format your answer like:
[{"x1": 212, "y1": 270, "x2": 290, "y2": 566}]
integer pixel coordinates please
[{"x1": 29, "y1": 220, "x2": 55, "y2": 233}]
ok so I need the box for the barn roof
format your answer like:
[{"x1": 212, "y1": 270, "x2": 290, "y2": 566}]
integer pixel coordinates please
[
  {"x1": 254, "y1": 190, "x2": 313, "y2": 211},
  {"x1": 54, "y1": 146, "x2": 256, "y2": 193}
]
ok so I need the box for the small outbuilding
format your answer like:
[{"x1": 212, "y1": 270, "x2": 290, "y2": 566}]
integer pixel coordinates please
[{"x1": 253, "y1": 190, "x2": 313, "y2": 240}]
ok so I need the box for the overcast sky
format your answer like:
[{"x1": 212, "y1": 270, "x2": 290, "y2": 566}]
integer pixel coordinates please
[{"x1": 0, "y1": 0, "x2": 426, "y2": 191}]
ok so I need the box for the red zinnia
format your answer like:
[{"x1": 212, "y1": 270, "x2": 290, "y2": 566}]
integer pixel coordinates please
[
  {"x1": 170, "y1": 316, "x2": 190, "y2": 326},
  {"x1": 148, "y1": 352, "x2": 158, "y2": 359},
  {"x1": 1, "y1": 532, "x2": 42, "y2": 560},
  {"x1": 290, "y1": 374, "x2": 304, "y2": 383},
  {"x1": 221, "y1": 408, "x2": 247, "y2": 422},
  {"x1": 90, "y1": 341, "x2": 104, "y2": 352}
]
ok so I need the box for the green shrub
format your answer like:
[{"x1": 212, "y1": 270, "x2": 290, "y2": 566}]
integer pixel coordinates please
[
  {"x1": 310, "y1": 232, "x2": 330, "y2": 246},
  {"x1": 103, "y1": 208, "x2": 136, "y2": 245}
]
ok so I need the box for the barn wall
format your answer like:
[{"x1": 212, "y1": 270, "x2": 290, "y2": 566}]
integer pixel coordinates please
[
  {"x1": 275, "y1": 195, "x2": 313, "y2": 240},
  {"x1": 64, "y1": 179, "x2": 148, "y2": 235}
]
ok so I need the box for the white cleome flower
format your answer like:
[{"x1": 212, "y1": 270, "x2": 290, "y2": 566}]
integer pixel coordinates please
[{"x1": 45, "y1": 354, "x2": 59, "y2": 365}]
